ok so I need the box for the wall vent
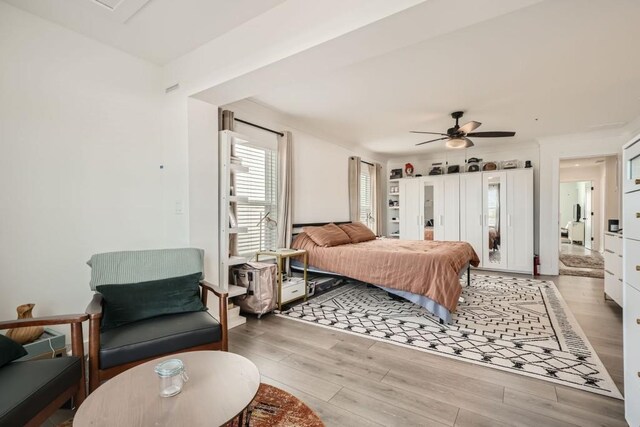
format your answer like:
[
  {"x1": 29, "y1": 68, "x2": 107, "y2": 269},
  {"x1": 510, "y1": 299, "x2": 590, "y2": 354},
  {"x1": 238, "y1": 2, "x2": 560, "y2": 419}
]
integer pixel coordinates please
[{"x1": 165, "y1": 83, "x2": 180, "y2": 94}]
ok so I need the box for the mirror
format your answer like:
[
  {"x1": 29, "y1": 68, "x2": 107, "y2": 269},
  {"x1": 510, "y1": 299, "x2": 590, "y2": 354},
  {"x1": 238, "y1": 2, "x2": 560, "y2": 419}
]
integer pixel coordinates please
[
  {"x1": 423, "y1": 184, "x2": 434, "y2": 240},
  {"x1": 487, "y1": 177, "x2": 501, "y2": 264}
]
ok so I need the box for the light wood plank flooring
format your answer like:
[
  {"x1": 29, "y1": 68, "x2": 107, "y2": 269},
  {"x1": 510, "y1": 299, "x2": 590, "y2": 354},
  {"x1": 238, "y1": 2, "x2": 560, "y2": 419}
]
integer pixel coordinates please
[{"x1": 229, "y1": 272, "x2": 626, "y2": 427}]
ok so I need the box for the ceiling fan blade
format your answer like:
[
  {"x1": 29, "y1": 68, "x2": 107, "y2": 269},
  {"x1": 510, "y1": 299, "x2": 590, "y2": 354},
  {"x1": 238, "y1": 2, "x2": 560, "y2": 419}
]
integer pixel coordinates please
[
  {"x1": 415, "y1": 137, "x2": 448, "y2": 146},
  {"x1": 466, "y1": 131, "x2": 515, "y2": 138},
  {"x1": 410, "y1": 131, "x2": 449, "y2": 136},
  {"x1": 459, "y1": 121, "x2": 481, "y2": 134}
]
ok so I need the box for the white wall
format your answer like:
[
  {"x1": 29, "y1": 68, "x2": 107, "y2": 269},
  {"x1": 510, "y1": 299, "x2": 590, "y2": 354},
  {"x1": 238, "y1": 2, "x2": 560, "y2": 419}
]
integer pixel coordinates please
[
  {"x1": 0, "y1": 4, "x2": 188, "y2": 327},
  {"x1": 559, "y1": 182, "x2": 580, "y2": 228},
  {"x1": 222, "y1": 99, "x2": 385, "y2": 224},
  {"x1": 559, "y1": 165, "x2": 604, "y2": 251}
]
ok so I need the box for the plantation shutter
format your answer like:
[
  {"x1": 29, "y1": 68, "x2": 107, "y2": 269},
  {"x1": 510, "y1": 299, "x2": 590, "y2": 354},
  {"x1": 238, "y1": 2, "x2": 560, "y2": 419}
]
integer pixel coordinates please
[
  {"x1": 359, "y1": 165, "x2": 372, "y2": 227},
  {"x1": 234, "y1": 144, "x2": 278, "y2": 257}
]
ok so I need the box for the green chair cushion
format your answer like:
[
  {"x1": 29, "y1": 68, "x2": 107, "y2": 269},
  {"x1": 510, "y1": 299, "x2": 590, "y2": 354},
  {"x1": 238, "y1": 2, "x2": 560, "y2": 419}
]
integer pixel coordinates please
[
  {"x1": 97, "y1": 272, "x2": 205, "y2": 331},
  {"x1": 0, "y1": 335, "x2": 27, "y2": 368}
]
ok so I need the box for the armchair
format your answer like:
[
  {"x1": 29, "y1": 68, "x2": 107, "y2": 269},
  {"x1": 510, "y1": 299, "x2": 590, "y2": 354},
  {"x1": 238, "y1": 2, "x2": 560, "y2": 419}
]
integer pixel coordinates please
[
  {"x1": 85, "y1": 248, "x2": 228, "y2": 393},
  {"x1": 0, "y1": 313, "x2": 88, "y2": 426}
]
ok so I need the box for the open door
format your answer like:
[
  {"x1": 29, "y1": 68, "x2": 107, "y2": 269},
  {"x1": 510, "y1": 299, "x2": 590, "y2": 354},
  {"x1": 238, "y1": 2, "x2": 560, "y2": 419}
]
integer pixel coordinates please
[{"x1": 584, "y1": 182, "x2": 593, "y2": 250}]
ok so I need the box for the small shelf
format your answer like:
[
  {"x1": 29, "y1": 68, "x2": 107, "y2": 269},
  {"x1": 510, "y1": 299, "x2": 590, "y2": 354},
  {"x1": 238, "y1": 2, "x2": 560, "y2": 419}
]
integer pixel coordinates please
[
  {"x1": 229, "y1": 195, "x2": 249, "y2": 203},
  {"x1": 230, "y1": 164, "x2": 249, "y2": 174},
  {"x1": 228, "y1": 256, "x2": 247, "y2": 266},
  {"x1": 229, "y1": 227, "x2": 248, "y2": 234},
  {"x1": 388, "y1": 179, "x2": 399, "y2": 182},
  {"x1": 389, "y1": 206, "x2": 399, "y2": 209},
  {"x1": 390, "y1": 220, "x2": 399, "y2": 223},
  {"x1": 389, "y1": 233, "x2": 400, "y2": 238},
  {"x1": 388, "y1": 193, "x2": 399, "y2": 196},
  {"x1": 228, "y1": 284, "x2": 248, "y2": 298}
]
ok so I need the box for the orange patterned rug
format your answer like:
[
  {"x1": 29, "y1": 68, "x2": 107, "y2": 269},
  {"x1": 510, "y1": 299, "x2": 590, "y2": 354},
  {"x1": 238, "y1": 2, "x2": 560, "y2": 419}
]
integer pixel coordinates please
[
  {"x1": 227, "y1": 383, "x2": 324, "y2": 427},
  {"x1": 58, "y1": 383, "x2": 323, "y2": 427}
]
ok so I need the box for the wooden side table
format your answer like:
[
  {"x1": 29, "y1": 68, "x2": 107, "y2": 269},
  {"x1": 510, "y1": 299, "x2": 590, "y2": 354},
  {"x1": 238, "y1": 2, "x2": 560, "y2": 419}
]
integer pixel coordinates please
[{"x1": 255, "y1": 249, "x2": 308, "y2": 310}]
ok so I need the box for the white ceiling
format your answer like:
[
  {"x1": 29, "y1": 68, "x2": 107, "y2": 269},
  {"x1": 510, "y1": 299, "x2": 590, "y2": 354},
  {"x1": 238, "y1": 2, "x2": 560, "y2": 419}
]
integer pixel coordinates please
[
  {"x1": 2, "y1": 0, "x2": 286, "y2": 64},
  {"x1": 250, "y1": 0, "x2": 640, "y2": 155},
  {"x1": 559, "y1": 157, "x2": 609, "y2": 169}
]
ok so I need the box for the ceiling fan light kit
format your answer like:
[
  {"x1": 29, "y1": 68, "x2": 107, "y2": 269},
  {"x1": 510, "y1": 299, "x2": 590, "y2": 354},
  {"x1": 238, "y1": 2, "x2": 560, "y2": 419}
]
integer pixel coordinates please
[{"x1": 412, "y1": 111, "x2": 516, "y2": 148}]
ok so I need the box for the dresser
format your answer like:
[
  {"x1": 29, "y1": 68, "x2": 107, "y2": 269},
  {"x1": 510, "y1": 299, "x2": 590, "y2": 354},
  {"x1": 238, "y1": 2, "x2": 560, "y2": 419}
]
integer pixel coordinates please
[
  {"x1": 622, "y1": 138, "x2": 640, "y2": 426},
  {"x1": 604, "y1": 232, "x2": 623, "y2": 306}
]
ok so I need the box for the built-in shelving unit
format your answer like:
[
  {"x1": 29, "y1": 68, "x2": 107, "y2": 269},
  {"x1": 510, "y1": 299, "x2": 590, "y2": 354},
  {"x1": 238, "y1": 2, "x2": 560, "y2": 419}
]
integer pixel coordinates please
[
  {"x1": 219, "y1": 130, "x2": 253, "y2": 328},
  {"x1": 387, "y1": 179, "x2": 400, "y2": 238}
]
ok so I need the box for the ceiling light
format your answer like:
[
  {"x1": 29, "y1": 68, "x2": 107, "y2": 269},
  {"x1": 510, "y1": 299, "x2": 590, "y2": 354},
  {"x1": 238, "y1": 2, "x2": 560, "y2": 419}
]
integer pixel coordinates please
[
  {"x1": 574, "y1": 163, "x2": 580, "y2": 167},
  {"x1": 446, "y1": 137, "x2": 473, "y2": 149}
]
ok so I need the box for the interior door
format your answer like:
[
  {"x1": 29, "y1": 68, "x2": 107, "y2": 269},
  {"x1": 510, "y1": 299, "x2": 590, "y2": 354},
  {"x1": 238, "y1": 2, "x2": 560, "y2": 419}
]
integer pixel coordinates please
[
  {"x1": 584, "y1": 182, "x2": 593, "y2": 250},
  {"x1": 460, "y1": 173, "x2": 483, "y2": 265},
  {"x1": 483, "y1": 172, "x2": 508, "y2": 269},
  {"x1": 399, "y1": 179, "x2": 421, "y2": 239}
]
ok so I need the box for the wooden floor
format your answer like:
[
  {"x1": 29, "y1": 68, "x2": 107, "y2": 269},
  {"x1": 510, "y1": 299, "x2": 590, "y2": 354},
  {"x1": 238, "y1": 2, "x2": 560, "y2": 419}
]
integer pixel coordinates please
[{"x1": 228, "y1": 272, "x2": 626, "y2": 427}]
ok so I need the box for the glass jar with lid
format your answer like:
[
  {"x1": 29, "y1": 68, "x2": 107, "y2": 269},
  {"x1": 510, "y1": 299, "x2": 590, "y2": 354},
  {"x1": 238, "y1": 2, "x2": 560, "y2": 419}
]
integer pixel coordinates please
[{"x1": 154, "y1": 359, "x2": 189, "y2": 397}]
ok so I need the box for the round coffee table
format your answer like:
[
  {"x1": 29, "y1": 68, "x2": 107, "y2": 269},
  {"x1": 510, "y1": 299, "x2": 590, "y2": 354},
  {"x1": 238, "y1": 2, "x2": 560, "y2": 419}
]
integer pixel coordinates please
[{"x1": 74, "y1": 351, "x2": 260, "y2": 426}]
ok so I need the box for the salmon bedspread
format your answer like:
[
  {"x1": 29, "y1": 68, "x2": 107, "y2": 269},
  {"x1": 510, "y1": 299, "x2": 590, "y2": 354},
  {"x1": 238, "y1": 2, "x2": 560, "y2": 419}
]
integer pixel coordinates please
[{"x1": 291, "y1": 234, "x2": 480, "y2": 312}]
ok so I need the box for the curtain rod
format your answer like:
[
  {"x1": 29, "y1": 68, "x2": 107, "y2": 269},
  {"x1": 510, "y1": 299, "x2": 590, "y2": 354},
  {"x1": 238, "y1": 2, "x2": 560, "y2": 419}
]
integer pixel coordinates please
[
  {"x1": 350, "y1": 156, "x2": 374, "y2": 167},
  {"x1": 234, "y1": 118, "x2": 284, "y2": 137}
]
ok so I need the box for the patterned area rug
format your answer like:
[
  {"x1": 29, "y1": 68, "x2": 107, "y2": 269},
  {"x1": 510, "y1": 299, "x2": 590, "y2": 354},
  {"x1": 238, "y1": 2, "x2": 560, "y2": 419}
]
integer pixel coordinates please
[
  {"x1": 58, "y1": 383, "x2": 323, "y2": 427},
  {"x1": 560, "y1": 253, "x2": 604, "y2": 269},
  {"x1": 279, "y1": 274, "x2": 622, "y2": 399},
  {"x1": 559, "y1": 253, "x2": 604, "y2": 278}
]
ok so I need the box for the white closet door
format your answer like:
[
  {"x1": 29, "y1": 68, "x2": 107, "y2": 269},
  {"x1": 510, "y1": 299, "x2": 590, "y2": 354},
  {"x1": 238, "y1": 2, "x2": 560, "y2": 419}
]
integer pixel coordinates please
[
  {"x1": 443, "y1": 175, "x2": 460, "y2": 241},
  {"x1": 483, "y1": 171, "x2": 508, "y2": 270},
  {"x1": 460, "y1": 173, "x2": 483, "y2": 264},
  {"x1": 399, "y1": 179, "x2": 421, "y2": 240},
  {"x1": 427, "y1": 177, "x2": 445, "y2": 240},
  {"x1": 507, "y1": 168, "x2": 534, "y2": 273}
]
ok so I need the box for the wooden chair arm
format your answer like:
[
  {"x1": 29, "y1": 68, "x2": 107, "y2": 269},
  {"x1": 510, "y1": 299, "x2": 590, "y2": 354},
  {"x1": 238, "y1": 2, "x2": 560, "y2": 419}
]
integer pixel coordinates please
[
  {"x1": 0, "y1": 313, "x2": 89, "y2": 330},
  {"x1": 85, "y1": 293, "x2": 104, "y2": 320},
  {"x1": 199, "y1": 281, "x2": 228, "y2": 351},
  {"x1": 199, "y1": 281, "x2": 228, "y2": 299}
]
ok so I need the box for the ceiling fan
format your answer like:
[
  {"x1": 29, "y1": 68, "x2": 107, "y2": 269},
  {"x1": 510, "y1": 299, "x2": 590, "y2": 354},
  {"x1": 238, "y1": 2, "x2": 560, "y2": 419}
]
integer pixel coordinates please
[{"x1": 411, "y1": 111, "x2": 516, "y2": 148}]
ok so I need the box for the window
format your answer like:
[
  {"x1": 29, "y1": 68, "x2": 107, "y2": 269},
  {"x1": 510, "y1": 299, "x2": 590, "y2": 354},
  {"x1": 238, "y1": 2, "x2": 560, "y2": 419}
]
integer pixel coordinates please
[
  {"x1": 359, "y1": 162, "x2": 375, "y2": 231},
  {"x1": 234, "y1": 144, "x2": 278, "y2": 257}
]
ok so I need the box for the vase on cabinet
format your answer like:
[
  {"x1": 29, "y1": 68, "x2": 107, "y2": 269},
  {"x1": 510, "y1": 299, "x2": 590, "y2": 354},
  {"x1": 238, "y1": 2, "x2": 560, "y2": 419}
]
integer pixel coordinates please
[{"x1": 6, "y1": 303, "x2": 44, "y2": 344}]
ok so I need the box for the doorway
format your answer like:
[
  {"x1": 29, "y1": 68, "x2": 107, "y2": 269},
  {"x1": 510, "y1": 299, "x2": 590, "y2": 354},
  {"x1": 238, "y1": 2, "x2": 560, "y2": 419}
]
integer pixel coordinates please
[{"x1": 557, "y1": 156, "x2": 615, "y2": 278}]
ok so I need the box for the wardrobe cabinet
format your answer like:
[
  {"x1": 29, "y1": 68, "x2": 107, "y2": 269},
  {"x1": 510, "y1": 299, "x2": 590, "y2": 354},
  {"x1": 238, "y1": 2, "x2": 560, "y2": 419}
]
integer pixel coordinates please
[
  {"x1": 460, "y1": 172, "x2": 483, "y2": 264},
  {"x1": 506, "y1": 168, "x2": 534, "y2": 273},
  {"x1": 397, "y1": 168, "x2": 533, "y2": 274},
  {"x1": 622, "y1": 137, "x2": 640, "y2": 427}
]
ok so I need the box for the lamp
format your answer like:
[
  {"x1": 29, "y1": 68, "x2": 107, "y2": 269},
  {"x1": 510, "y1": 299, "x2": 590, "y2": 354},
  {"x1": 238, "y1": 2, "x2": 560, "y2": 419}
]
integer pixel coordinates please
[
  {"x1": 446, "y1": 137, "x2": 474, "y2": 149},
  {"x1": 256, "y1": 212, "x2": 277, "y2": 252}
]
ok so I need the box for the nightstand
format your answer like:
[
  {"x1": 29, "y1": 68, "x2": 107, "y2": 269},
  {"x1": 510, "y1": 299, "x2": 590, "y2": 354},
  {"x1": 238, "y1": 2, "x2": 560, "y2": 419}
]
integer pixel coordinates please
[{"x1": 255, "y1": 249, "x2": 308, "y2": 310}]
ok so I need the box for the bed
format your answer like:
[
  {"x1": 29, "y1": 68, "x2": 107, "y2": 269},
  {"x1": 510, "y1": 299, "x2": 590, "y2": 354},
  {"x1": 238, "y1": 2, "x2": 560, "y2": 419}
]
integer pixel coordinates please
[{"x1": 290, "y1": 222, "x2": 480, "y2": 323}]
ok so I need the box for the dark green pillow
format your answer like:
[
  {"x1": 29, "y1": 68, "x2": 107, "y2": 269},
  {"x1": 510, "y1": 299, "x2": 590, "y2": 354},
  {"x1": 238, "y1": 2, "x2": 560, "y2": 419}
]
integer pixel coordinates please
[
  {"x1": 0, "y1": 334, "x2": 27, "y2": 367},
  {"x1": 97, "y1": 272, "x2": 206, "y2": 331}
]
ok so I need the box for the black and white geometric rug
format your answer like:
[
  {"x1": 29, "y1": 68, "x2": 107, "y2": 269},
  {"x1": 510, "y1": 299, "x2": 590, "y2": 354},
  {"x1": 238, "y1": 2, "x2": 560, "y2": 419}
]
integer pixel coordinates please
[{"x1": 279, "y1": 274, "x2": 622, "y2": 399}]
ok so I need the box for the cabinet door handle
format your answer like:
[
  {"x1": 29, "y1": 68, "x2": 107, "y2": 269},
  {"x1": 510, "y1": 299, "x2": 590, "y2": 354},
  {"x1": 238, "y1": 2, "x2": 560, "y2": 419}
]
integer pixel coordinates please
[
  {"x1": 637, "y1": 318, "x2": 640, "y2": 325},
  {"x1": 635, "y1": 179, "x2": 640, "y2": 185},
  {"x1": 636, "y1": 265, "x2": 640, "y2": 271},
  {"x1": 636, "y1": 212, "x2": 640, "y2": 218}
]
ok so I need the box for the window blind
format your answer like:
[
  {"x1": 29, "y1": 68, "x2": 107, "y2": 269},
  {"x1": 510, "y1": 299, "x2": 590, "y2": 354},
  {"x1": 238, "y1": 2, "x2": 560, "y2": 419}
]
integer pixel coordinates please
[
  {"x1": 359, "y1": 164, "x2": 373, "y2": 228},
  {"x1": 234, "y1": 144, "x2": 278, "y2": 257}
]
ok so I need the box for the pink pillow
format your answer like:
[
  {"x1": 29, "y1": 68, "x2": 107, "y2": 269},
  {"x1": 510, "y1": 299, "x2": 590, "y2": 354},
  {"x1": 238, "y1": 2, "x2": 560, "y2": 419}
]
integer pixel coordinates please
[
  {"x1": 303, "y1": 223, "x2": 351, "y2": 247},
  {"x1": 339, "y1": 222, "x2": 376, "y2": 243}
]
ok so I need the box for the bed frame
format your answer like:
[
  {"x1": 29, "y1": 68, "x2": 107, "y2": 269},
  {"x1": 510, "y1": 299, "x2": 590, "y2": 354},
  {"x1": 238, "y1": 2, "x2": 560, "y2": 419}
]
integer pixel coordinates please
[{"x1": 292, "y1": 221, "x2": 472, "y2": 293}]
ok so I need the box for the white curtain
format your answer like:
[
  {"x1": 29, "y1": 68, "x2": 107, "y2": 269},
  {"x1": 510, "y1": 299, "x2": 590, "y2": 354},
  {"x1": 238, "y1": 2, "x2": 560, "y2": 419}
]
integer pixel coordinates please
[
  {"x1": 277, "y1": 131, "x2": 293, "y2": 248},
  {"x1": 348, "y1": 156, "x2": 361, "y2": 222},
  {"x1": 373, "y1": 162, "x2": 383, "y2": 235}
]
